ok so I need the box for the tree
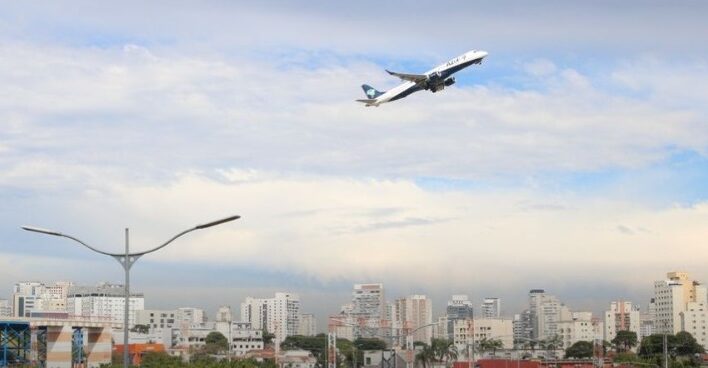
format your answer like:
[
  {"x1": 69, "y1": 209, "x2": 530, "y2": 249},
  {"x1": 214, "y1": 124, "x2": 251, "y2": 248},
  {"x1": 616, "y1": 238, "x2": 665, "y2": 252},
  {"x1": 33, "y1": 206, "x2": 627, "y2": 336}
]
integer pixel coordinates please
[
  {"x1": 431, "y1": 338, "x2": 458, "y2": 366},
  {"x1": 204, "y1": 331, "x2": 229, "y2": 354},
  {"x1": 674, "y1": 331, "x2": 705, "y2": 356},
  {"x1": 564, "y1": 341, "x2": 594, "y2": 359},
  {"x1": 416, "y1": 344, "x2": 436, "y2": 368},
  {"x1": 639, "y1": 332, "x2": 705, "y2": 359},
  {"x1": 262, "y1": 331, "x2": 276, "y2": 346},
  {"x1": 612, "y1": 331, "x2": 638, "y2": 353},
  {"x1": 477, "y1": 338, "x2": 503, "y2": 357},
  {"x1": 354, "y1": 337, "x2": 387, "y2": 351},
  {"x1": 130, "y1": 324, "x2": 150, "y2": 334},
  {"x1": 540, "y1": 335, "x2": 563, "y2": 359},
  {"x1": 140, "y1": 351, "x2": 184, "y2": 368}
]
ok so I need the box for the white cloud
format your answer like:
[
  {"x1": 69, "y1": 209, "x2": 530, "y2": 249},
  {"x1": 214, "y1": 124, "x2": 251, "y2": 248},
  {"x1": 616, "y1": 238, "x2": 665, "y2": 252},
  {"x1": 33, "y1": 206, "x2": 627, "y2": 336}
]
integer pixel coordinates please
[
  {"x1": 7, "y1": 171, "x2": 708, "y2": 293},
  {"x1": 1, "y1": 42, "x2": 706, "y2": 183}
]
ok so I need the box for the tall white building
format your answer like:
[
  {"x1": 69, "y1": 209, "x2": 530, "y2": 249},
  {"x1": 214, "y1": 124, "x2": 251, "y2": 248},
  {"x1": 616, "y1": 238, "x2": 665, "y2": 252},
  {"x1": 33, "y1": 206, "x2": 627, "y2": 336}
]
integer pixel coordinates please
[
  {"x1": 241, "y1": 292, "x2": 300, "y2": 343},
  {"x1": 481, "y1": 298, "x2": 501, "y2": 319},
  {"x1": 446, "y1": 295, "x2": 474, "y2": 339},
  {"x1": 0, "y1": 299, "x2": 11, "y2": 317},
  {"x1": 640, "y1": 299, "x2": 656, "y2": 339},
  {"x1": 528, "y1": 289, "x2": 567, "y2": 340},
  {"x1": 12, "y1": 281, "x2": 73, "y2": 317},
  {"x1": 604, "y1": 301, "x2": 640, "y2": 342},
  {"x1": 298, "y1": 313, "x2": 317, "y2": 336},
  {"x1": 67, "y1": 283, "x2": 144, "y2": 327},
  {"x1": 393, "y1": 295, "x2": 433, "y2": 344},
  {"x1": 350, "y1": 283, "x2": 386, "y2": 339},
  {"x1": 216, "y1": 306, "x2": 233, "y2": 323},
  {"x1": 352, "y1": 283, "x2": 385, "y2": 320},
  {"x1": 682, "y1": 301, "x2": 708, "y2": 348},
  {"x1": 451, "y1": 318, "x2": 513, "y2": 357},
  {"x1": 557, "y1": 312, "x2": 595, "y2": 349},
  {"x1": 513, "y1": 310, "x2": 533, "y2": 346},
  {"x1": 654, "y1": 272, "x2": 708, "y2": 335}
]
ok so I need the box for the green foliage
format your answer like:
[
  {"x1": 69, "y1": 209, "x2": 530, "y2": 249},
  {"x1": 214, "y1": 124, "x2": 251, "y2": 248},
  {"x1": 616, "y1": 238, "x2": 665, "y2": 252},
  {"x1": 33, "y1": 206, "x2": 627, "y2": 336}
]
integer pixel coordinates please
[
  {"x1": 130, "y1": 324, "x2": 150, "y2": 334},
  {"x1": 100, "y1": 356, "x2": 274, "y2": 368},
  {"x1": 564, "y1": 341, "x2": 594, "y2": 359},
  {"x1": 431, "y1": 338, "x2": 458, "y2": 363},
  {"x1": 204, "y1": 331, "x2": 229, "y2": 354},
  {"x1": 354, "y1": 337, "x2": 387, "y2": 351},
  {"x1": 639, "y1": 332, "x2": 705, "y2": 368},
  {"x1": 415, "y1": 344, "x2": 436, "y2": 368},
  {"x1": 477, "y1": 338, "x2": 504, "y2": 356},
  {"x1": 280, "y1": 334, "x2": 355, "y2": 367},
  {"x1": 262, "y1": 331, "x2": 276, "y2": 346},
  {"x1": 612, "y1": 330, "x2": 638, "y2": 353},
  {"x1": 141, "y1": 351, "x2": 184, "y2": 367}
]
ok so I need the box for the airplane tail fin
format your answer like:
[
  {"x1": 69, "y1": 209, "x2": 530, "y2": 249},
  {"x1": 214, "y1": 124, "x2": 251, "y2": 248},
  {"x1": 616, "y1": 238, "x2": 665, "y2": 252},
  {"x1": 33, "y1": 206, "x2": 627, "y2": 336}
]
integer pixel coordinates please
[{"x1": 361, "y1": 84, "x2": 384, "y2": 99}]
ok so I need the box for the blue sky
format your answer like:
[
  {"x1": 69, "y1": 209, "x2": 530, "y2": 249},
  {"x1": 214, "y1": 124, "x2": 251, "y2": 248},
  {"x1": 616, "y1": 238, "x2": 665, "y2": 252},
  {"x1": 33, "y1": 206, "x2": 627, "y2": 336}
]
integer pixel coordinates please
[{"x1": 1, "y1": 1, "x2": 708, "y2": 326}]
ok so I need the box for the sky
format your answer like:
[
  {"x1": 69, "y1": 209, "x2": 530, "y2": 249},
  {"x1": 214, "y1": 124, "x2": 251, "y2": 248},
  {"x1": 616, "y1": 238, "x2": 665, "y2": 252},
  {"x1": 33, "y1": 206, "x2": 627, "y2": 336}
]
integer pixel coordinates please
[{"x1": 1, "y1": 1, "x2": 708, "y2": 329}]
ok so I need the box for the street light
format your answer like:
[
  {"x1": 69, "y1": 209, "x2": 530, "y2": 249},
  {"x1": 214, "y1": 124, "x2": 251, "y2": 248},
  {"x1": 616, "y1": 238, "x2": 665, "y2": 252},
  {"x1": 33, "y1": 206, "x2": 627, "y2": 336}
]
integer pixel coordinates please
[{"x1": 21, "y1": 215, "x2": 240, "y2": 368}]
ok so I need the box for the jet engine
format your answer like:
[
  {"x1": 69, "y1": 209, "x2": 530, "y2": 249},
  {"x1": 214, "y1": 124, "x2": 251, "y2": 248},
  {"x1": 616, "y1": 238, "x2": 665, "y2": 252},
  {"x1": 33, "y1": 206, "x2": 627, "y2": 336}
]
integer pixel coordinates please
[{"x1": 444, "y1": 77, "x2": 456, "y2": 86}]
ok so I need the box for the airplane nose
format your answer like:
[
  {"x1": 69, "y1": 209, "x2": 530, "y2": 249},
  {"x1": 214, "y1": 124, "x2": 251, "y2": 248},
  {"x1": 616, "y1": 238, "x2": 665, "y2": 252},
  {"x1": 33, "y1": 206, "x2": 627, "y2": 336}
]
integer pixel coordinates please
[{"x1": 479, "y1": 51, "x2": 488, "y2": 58}]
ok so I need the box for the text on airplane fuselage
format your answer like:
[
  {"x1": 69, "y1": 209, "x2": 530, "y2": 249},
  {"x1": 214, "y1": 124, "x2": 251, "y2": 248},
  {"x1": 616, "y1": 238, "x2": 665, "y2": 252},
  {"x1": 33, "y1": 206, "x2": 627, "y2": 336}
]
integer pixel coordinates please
[{"x1": 446, "y1": 54, "x2": 467, "y2": 67}]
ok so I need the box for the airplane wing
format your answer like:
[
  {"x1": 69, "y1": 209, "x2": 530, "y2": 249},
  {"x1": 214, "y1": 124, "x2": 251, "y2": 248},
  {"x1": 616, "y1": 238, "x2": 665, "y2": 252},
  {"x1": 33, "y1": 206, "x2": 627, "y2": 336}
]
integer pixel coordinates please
[{"x1": 386, "y1": 70, "x2": 428, "y2": 83}]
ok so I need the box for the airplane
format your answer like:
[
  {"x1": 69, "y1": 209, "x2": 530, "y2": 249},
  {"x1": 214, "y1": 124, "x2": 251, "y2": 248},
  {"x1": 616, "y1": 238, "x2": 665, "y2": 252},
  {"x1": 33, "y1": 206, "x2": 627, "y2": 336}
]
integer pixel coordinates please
[{"x1": 356, "y1": 49, "x2": 488, "y2": 106}]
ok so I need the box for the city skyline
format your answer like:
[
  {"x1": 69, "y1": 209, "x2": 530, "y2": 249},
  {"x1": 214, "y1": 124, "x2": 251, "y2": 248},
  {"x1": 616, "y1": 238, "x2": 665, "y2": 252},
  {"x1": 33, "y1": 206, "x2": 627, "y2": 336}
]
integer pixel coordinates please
[
  {"x1": 0, "y1": 273, "x2": 693, "y2": 333},
  {"x1": 1, "y1": 1, "x2": 708, "y2": 336}
]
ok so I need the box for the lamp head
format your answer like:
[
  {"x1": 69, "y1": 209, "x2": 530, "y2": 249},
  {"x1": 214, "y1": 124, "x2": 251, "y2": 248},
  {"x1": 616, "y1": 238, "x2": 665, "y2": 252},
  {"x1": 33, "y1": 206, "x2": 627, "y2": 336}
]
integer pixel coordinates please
[
  {"x1": 21, "y1": 226, "x2": 63, "y2": 237},
  {"x1": 195, "y1": 215, "x2": 240, "y2": 230}
]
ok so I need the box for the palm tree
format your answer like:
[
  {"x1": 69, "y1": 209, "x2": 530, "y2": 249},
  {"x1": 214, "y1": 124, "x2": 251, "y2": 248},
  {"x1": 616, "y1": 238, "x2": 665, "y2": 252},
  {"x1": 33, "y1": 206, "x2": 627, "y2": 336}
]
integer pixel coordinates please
[
  {"x1": 432, "y1": 339, "x2": 458, "y2": 367},
  {"x1": 540, "y1": 335, "x2": 562, "y2": 359},
  {"x1": 477, "y1": 338, "x2": 491, "y2": 357},
  {"x1": 416, "y1": 345, "x2": 436, "y2": 368},
  {"x1": 488, "y1": 339, "x2": 503, "y2": 356}
]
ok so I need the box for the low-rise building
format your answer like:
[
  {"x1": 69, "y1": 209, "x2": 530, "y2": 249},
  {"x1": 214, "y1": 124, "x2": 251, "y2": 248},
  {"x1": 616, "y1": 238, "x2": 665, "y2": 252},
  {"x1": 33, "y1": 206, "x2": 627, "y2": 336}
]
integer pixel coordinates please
[{"x1": 278, "y1": 350, "x2": 317, "y2": 368}]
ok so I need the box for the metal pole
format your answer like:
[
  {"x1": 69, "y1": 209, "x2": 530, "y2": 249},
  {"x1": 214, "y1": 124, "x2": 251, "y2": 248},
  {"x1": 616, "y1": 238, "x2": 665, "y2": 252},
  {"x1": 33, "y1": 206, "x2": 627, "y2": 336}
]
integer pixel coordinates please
[
  {"x1": 471, "y1": 309, "x2": 475, "y2": 368},
  {"x1": 663, "y1": 331, "x2": 668, "y2": 368},
  {"x1": 124, "y1": 228, "x2": 130, "y2": 368}
]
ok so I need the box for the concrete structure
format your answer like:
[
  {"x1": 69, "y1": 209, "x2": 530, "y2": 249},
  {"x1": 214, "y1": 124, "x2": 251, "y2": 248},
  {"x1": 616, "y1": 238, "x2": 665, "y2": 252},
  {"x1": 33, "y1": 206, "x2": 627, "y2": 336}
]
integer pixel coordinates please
[
  {"x1": 136, "y1": 309, "x2": 177, "y2": 330},
  {"x1": 330, "y1": 284, "x2": 387, "y2": 340},
  {"x1": 604, "y1": 301, "x2": 640, "y2": 342},
  {"x1": 216, "y1": 306, "x2": 232, "y2": 323},
  {"x1": 176, "y1": 307, "x2": 206, "y2": 326},
  {"x1": 392, "y1": 295, "x2": 433, "y2": 344},
  {"x1": 681, "y1": 301, "x2": 708, "y2": 348},
  {"x1": 640, "y1": 299, "x2": 656, "y2": 339},
  {"x1": 351, "y1": 283, "x2": 385, "y2": 338},
  {"x1": 67, "y1": 283, "x2": 144, "y2": 327},
  {"x1": 278, "y1": 349, "x2": 318, "y2": 368},
  {"x1": 528, "y1": 289, "x2": 568, "y2": 340},
  {"x1": 214, "y1": 321, "x2": 264, "y2": 356},
  {"x1": 451, "y1": 318, "x2": 513, "y2": 357},
  {"x1": 241, "y1": 292, "x2": 300, "y2": 343},
  {"x1": 361, "y1": 350, "x2": 407, "y2": 368},
  {"x1": 513, "y1": 310, "x2": 533, "y2": 347},
  {"x1": 446, "y1": 295, "x2": 474, "y2": 340},
  {"x1": 0, "y1": 300, "x2": 11, "y2": 318},
  {"x1": 557, "y1": 312, "x2": 594, "y2": 349},
  {"x1": 654, "y1": 272, "x2": 708, "y2": 335},
  {"x1": 298, "y1": 313, "x2": 317, "y2": 336},
  {"x1": 2, "y1": 316, "x2": 117, "y2": 368},
  {"x1": 12, "y1": 281, "x2": 74, "y2": 318},
  {"x1": 328, "y1": 314, "x2": 356, "y2": 341},
  {"x1": 481, "y1": 298, "x2": 501, "y2": 319}
]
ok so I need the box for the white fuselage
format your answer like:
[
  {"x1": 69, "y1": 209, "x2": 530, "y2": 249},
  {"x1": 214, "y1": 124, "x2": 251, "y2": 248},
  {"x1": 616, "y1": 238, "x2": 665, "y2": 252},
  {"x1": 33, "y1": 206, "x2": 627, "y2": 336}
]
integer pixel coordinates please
[{"x1": 372, "y1": 49, "x2": 487, "y2": 106}]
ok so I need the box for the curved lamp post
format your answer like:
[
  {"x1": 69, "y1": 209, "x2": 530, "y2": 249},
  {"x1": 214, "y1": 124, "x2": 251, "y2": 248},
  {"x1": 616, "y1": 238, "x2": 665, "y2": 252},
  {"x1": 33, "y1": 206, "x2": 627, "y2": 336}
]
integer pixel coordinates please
[{"x1": 21, "y1": 215, "x2": 240, "y2": 368}]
